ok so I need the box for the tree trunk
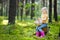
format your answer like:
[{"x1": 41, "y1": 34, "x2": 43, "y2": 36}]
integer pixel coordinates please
[
  {"x1": 31, "y1": 0, "x2": 35, "y2": 19},
  {"x1": 49, "y1": 0, "x2": 52, "y2": 22},
  {"x1": 20, "y1": 0, "x2": 24, "y2": 21},
  {"x1": 45, "y1": 0, "x2": 48, "y2": 7},
  {"x1": 42, "y1": 0, "x2": 45, "y2": 7},
  {"x1": 8, "y1": 0, "x2": 16, "y2": 24},
  {"x1": 25, "y1": 0, "x2": 29, "y2": 17},
  {"x1": 0, "y1": 0, "x2": 3, "y2": 16},
  {"x1": 16, "y1": 0, "x2": 19, "y2": 20},
  {"x1": 54, "y1": 0, "x2": 58, "y2": 21}
]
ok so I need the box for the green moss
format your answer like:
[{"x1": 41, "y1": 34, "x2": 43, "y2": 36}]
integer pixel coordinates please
[{"x1": 0, "y1": 18, "x2": 60, "y2": 40}]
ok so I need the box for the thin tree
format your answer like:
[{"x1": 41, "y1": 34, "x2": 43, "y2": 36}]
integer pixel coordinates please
[
  {"x1": 20, "y1": 0, "x2": 24, "y2": 21},
  {"x1": 31, "y1": 0, "x2": 35, "y2": 19},
  {"x1": 25, "y1": 0, "x2": 29, "y2": 17},
  {"x1": 45, "y1": 0, "x2": 48, "y2": 7},
  {"x1": 16, "y1": 0, "x2": 19, "y2": 20},
  {"x1": 42, "y1": 0, "x2": 45, "y2": 7},
  {"x1": 8, "y1": 0, "x2": 16, "y2": 24},
  {"x1": 49, "y1": 0, "x2": 52, "y2": 22},
  {"x1": 54, "y1": 0, "x2": 58, "y2": 21}
]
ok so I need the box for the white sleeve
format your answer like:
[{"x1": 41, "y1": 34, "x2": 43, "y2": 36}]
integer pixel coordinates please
[{"x1": 34, "y1": 20, "x2": 39, "y2": 24}]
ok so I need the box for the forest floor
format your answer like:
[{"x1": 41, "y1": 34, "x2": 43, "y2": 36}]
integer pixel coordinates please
[{"x1": 0, "y1": 19, "x2": 60, "y2": 40}]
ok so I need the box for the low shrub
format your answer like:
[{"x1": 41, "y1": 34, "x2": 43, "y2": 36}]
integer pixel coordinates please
[
  {"x1": 58, "y1": 15, "x2": 60, "y2": 21},
  {"x1": 0, "y1": 16, "x2": 4, "y2": 24}
]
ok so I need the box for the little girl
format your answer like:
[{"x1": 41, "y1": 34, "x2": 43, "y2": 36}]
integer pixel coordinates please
[{"x1": 35, "y1": 7, "x2": 48, "y2": 37}]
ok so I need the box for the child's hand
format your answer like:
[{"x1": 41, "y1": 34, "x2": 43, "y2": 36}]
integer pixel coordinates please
[{"x1": 34, "y1": 21, "x2": 40, "y2": 26}]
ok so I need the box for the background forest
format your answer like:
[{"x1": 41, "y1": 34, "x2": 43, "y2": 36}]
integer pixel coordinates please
[{"x1": 0, "y1": 0, "x2": 60, "y2": 40}]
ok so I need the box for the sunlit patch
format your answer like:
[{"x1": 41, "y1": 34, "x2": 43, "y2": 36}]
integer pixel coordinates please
[
  {"x1": 27, "y1": 22, "x2": 33, "y2": 25},
  {"x1": 17, "y1": 22, "x2": 35, "y2": 27},
  {"x1": 17, "y1": 23, "x2": 27, "y2": 27},
  {"x1": 26, "y1": 22, "x2": 33, "y2": 25},
  {"x1": 2, "y1": 20, "x2": 8, "y2": 25}
]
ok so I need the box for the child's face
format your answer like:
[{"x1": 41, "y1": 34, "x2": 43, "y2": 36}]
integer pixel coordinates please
[{"x1": 42, "y1": 9, "x2": 47, "y2": 14}]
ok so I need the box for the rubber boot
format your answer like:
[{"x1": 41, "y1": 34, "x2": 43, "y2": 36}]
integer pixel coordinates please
[
  {"x1": 40, "y1": 31, "x2": 45, "y2": 38},
  {"x1": 36, "y1": 31, "x2": 40, "y2": 37}
]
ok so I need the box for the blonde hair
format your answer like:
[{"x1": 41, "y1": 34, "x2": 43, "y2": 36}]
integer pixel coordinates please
[
  {"x1": 41, "y1": 7, "x2": 48, "y2": 14},
  {"x1": 41, "y1": 7, "x2": 47, "y2": 11},
  {"x1": 41, "y1": 7, "x2": 49, "y2": 18}
]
